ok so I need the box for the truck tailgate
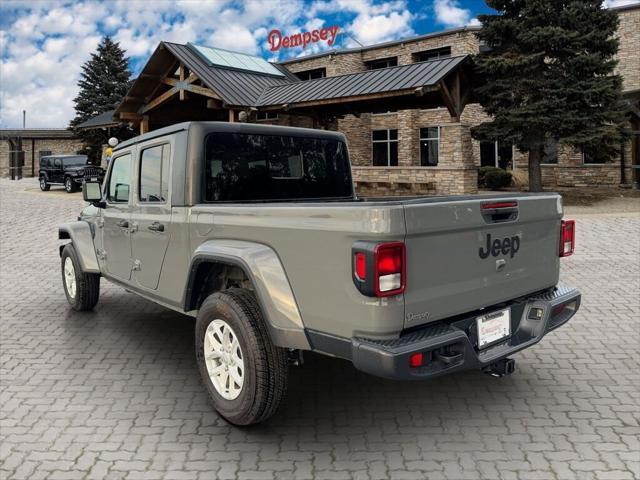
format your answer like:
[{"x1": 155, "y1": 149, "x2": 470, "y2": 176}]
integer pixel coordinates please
[{"x1": 402, "y1": 194, "x2": 563, "y2": 329}]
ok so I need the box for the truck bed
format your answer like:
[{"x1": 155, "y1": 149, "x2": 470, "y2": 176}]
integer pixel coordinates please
[{"x1": 185, "y1": 192, "x2": 563, "y2": 339}]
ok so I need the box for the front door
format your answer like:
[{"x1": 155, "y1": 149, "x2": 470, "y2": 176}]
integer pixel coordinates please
[
  {"x1": 102, "y1": 152, "x2": 133, "y2": 281},
  {"x1": 130, "y1": 143, "x2": 172, "y2": 290},
  {"x1": 52, "y1": 158, "x2": 64, "y2": 183}
]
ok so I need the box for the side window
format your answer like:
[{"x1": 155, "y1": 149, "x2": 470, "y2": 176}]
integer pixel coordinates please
[
  {"x1": 139, "y1": 144, "x2": 170, "y2": 202},
  {"x1": 54, "y1": 158, "x2": 62, "y2": 168},
  {"x1": 108, "y1": 153, "x2": 132, "y2": 203}
]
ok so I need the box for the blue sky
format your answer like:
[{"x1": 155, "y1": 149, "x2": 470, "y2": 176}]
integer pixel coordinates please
[{"x1": 1, "y1": 0, "x2": 638, "y2": 128}]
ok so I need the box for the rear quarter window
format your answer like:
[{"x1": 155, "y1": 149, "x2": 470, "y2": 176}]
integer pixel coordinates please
[{"x1": 203, "y1": 132, "x2": 352, "y2": 202}]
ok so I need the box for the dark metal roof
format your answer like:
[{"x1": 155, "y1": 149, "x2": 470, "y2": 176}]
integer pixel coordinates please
[
  {"x1": 257, "y1": 55, "x2": 468, "y2": 106},
  {"x1": 0, "y1": 128, "x2": 77, "y2": 139},
  {"x1": 76, "y1": 110, "x2": 118, "y2": 129},
  {"x1": 162, "y1": 42, "x2": 296, "y2": 106}
]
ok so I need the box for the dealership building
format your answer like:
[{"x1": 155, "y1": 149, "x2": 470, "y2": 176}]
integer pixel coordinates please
[{"x1": 10, "y1": 3, "x2": 637, "y2": 194}]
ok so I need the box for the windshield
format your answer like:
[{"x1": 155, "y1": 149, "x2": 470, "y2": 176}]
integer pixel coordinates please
[
  {"x1": 204, "y1": 132, "x2": 353, "y2": 202},
  {"x1": 62, "y1": 156, "x2": 87, "y2": 167}
]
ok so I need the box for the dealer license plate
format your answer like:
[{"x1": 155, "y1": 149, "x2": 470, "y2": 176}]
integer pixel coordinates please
[{"x1": 477, "y1": 308, "x2": 511, "y2": 349}]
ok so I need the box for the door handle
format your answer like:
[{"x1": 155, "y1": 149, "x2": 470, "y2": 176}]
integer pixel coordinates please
[
  {"x1": 117, "y1": 220, "x2": 129, "y2": 228},
  {"x1": 148, "y1": 222, "x2": 165, "y2": 232}
]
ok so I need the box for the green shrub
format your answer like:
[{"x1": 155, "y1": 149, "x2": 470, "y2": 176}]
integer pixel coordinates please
[{"x1": 478, "y1": 166, "x2": 512, "y2": 190}]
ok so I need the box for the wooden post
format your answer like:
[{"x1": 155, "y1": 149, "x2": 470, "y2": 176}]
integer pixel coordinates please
[
  {"x1": 140, "y1": 116, "x2": 149, "y2": 134},
  {"x1": 228, "y1": 110, "x2": 235, "y2": 123}
]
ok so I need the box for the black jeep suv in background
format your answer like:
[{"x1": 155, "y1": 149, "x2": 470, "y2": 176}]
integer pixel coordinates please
[{"x1": 39, "y1": 155, "x2": 105, "y2": 193}]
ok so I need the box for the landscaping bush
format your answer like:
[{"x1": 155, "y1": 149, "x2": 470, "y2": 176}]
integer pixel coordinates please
[{"x1": 478, "y1": 166, "x2": 512, "y2": 190}]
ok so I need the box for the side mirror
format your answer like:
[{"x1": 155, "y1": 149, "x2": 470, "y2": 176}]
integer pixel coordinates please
[
  {"x1": 83, "y1": 181, "x2": 105, "y2": 208},
  {"x1": 115, "y1": 183, "x2": 130, "y2": 203}
]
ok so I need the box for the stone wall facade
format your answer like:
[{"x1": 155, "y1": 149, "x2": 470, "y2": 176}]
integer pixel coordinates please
[
  {"x1": 616, "y1": 6, "x2": 640, "y2": 93},
  {"x1": 0, "y1": 137, "x2": 85, "y2": 178},
  {"x1": 279, "y1": 7, "x2": 639, "y2": 196}
]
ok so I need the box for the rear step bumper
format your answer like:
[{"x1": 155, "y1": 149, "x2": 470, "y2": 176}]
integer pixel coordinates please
[{"x1": 350, "y1": 285, "x2": 581, "y2": 380}]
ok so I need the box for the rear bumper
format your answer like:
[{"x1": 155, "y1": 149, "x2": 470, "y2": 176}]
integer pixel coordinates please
[{"x1": 345, "y1": 285, "x2": 580, "y2": 380}]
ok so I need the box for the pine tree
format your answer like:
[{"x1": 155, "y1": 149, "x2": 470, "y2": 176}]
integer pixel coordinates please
[
  {"x1": 471, "y1": 0, "x2": 628, "y2": 192},
  {"x1": 70, "y1": 36, "x2": 133, "y2": 162}
]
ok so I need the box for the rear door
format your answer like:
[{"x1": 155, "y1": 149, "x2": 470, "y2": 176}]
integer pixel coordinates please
[
  {"x1": 130, "y1": 141, "x2": 173, "y2": 290},
  {"x1": 102, "y1": 151, "x2": 133, "y2": 281},
  {"x1": 402, "y1": 194, "x2": 562, "y2": 328}
]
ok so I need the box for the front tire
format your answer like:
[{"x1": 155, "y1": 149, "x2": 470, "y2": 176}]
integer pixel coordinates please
[
  {"x1": 61, "y1": 244, "x2": 100, "y2": 311},
  {"x1": 195, "y1": 288, "x2": 288, "y2": 426},
  {"x1": 39, "y1": 176, "x2": 50, "y2": 191},
  {"x1": 64, "y1": 177, "x2": 77, "y2": 193}
]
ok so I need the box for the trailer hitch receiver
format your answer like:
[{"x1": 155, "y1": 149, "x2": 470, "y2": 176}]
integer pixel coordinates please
[{"x1": 483, "y1": 358, "x2": 516, "y2": 377}]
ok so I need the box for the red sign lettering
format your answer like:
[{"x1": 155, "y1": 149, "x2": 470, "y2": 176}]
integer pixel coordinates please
[{"x1": 268, "y1": 25, "x2": 340, "y2": 52}]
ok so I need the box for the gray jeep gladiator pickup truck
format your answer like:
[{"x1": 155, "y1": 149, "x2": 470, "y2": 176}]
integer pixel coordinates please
[{"x1": 59, "y1": 122, "x2": 580, "y2": 425}]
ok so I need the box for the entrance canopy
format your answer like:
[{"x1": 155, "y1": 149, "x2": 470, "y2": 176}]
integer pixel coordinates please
[{"x1": 114, "y1": 41, "x2": 474, "y2": 133}]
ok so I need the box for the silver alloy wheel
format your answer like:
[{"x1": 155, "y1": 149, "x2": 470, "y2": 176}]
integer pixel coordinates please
[
  {"x1": 65, "y1": 178, "x2": 72, "y2": 192},
  {"x1": 40, "y1": 177, "x2": 46, "y2": 189},
  {"x1": 204, "y1": 319, "x2": 244, "y2": 400},
  {"x1": 64, "y1": 257, "x2": 76, "y2": 299}
]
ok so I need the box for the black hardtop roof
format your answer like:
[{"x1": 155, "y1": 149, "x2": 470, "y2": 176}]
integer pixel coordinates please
[
  {"x1": 114, "y1": 121, "x2": 346, "y2": 151},
  {"x1": 41, "y1": 154, "x2": 87, "y2": 159}
]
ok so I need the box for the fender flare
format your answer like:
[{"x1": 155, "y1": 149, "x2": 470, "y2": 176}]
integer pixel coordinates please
[
  {"x1": 184, "y1": 240, "x2": 310, "y2": 350},
  {"x1": 58, "y1": 222, "x2": 100, "y2": 273}
]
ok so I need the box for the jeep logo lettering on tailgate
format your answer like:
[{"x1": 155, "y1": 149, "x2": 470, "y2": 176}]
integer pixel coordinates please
[{"x1": 479, "y1": 234, "x2": 520, "y2": 259}]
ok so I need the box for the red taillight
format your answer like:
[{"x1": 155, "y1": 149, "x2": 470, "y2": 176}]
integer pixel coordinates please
[
  {"x1": 481, "y1": 201, "x2": 518, "y2": 210},
  {"x1": 559, "y1": 220, "x2": 575, "y2": 257},
  {"x1": 374, "y1": 242, "x2": 406, "y2": 297},
  {"x1": 352, "y1": 241, "x2": 406, "y2": 297},
  {"x1": 409, "y1": 352, "x2": 423, "y2": 368},
  {"x1": 354, "y1": 252, "x2": 366, "y2": 280}
]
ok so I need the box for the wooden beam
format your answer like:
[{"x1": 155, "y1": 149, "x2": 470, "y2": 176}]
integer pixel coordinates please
[
  {"x1": 118, "y1": 111, "x2": 142, "y2": 120},
  {"x1": 140, "y1": 87, "x2": 178, "y2": 114},
  {"x1": 228, "y1": 110, "x2": 235, "y2": 122},
  {"x1": 438, "y1": 80, "x2": 459, "y2": 121},
  {"x1": 185, "y1": 83, "x2": 221, "y2": 100},
  {"x1": 140, "y1": 116, "x2": 149, "y2": 134}
]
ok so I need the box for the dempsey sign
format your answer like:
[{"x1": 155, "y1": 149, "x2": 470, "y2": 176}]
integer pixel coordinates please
[{"x1": 268, "y1": 25, "x2": 340, "y2": 52}]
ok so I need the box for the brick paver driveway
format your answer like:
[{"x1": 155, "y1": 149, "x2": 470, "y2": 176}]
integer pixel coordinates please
[{"x1": 1, "y1": 178, "x2": 638, "y2": 480}]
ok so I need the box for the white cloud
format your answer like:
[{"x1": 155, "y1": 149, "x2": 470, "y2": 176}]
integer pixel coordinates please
[
  {"x1": 433, "y1": 0, "x2": 472, "y2": 27},
  {"x1": 604, "y1": 0, "x2": 640, "y2": 7},
  {"x1": 0, "y1": 0, "x2": 420, "y2": 128},
  {"x1": 349, "y1": 10, "x2": 413, "y2": 45}
]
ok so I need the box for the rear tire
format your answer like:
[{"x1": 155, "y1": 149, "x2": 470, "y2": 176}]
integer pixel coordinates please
[
  {"x1": 64, "y1": 177, "x2": 76, "y2": 193},
  {"x1": 39, "y1": 176, "x2": 50, "y2": 191},
  {"x1": 195, "y1": 288, "x2": 288, "y2": 426},
  {"x1": 61, "y1": 244, "x2": 100, "y2": 311}
]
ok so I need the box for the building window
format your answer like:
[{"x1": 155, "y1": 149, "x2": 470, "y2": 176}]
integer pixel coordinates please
[
  {"x1": 481, "y1": 141, "x2": 513, "y2": 169},
  {"x1": 366, "y1": 57, "x2": 398, "y2": 70},
  {"x1": 419, "y1": 127, "x2": 440, "y2": 166},
  {"x1": 372, "y1": 129, "x2": 398, "y2": 166},
  {"x1": 583, "y1": 146, "x2": 609, "y2": 164},
  {"x1": 295, "y1": 68, "x2": 326, "y2": 80},
  {"x1": 256, "y1": 111, "x2": 279, "y2": 121},
  {"x1": 139, "y1": 144, "x2": 170, "y2": 202},
  {"x1": 107, "y1": 153, "x2": 131, "y2": 203},
  {"x1": 413, "y1": 46, "x2": 451, "y2": 62},
  {"x1": 542, "y1": 139, "x2": 558, "y2": 164}
]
